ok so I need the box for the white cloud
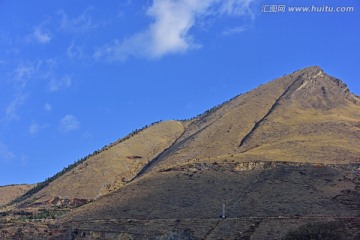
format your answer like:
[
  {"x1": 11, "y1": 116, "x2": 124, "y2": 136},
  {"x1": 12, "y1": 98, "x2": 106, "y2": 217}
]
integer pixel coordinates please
[
  {"x1": 37, "y1": 59, "x2": 74, "y2": 92},
  {"x1": 20, "y1": 154, "x2": 28, "y2": 166},
  {"x1": 95, "y1": 0, "x2": 256, "y2": 61},
  {"x1": 58, "y1": 8, "x2": 99, "y2": 33},
  {"x1": 44, "y1": 103, "x2": 52, "y2": 112},
  {"x1": 26, "y1": 19, "x2": 53, "y2": 44},
  {"x1": 218, "y1": 0, "x2": 255, "y2": 17},
  {"x1": 4, "y1": 95, "x2": 27, "y2": 121},
  {"x1": 66, "y1": 41, "x2": 85, "y2": 62},
  {"x1": 222, "y1": 25, "x2": 250, "y2": 36},
  {"x1": 48, "y1": 75, "x2": 72, "y2": 92},
  {"x1": 144, "y1": 0, "x2": 211, "y2": 57},
  {"x1": 28, "y1": 122, "x2": 40, "y2": 135},
  {"x1": 60, "y1": 114, "x2": 80, "y2": 132},
  {"x1": 31, "y1": 27, "x2": 52, "y2": 44},
  {"x1": 12, "y1": 63, "x2": 36, "y2": 89}
]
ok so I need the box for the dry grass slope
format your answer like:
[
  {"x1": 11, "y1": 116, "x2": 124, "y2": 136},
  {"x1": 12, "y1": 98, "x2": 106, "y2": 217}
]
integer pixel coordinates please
[
  {"x1": 142, "y1": 67, "x2": 360, "y2": 174},
  {"x1": 0, "y1": 185, "x2": 35, "y2": 207},
  {"x1": 2, "y1": 66, "x2": 360, "y2": 239},
  {"x1": 61, "y1": 162, "x2": 360, "y2": 239},
  {"x1": 17, "y1": 120, "x2": 185, "y2": 206}
]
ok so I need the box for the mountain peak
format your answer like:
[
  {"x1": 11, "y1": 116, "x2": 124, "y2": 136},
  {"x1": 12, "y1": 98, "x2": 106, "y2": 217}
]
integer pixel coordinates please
[
  {"x1": 2, "y1": 67, "x2": 360, "y2": 239},
  {"x1": 287, "y1": 67, "x2": 358, "y2": 108},
  {"x1": 298, "y1": 65, "x2": 323, "y2": 74}
]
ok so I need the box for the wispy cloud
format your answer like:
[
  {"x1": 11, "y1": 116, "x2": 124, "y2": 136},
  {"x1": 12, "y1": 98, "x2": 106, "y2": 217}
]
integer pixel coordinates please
[
  {"x1": 28, "y1": 122, "x2": 40, "y2": 135},
  {"x1": 222, "y1": 25, "x2": 251, "y2": 36},
  {"x1": 48, "y1": 75, "x2": 72, "y2": 92},
  {"x1": 30, "y1": 27, "x2": 52, "y2": 44},
  {"x1": 26, "y1": 19, "x2": 53, "y2": 44},
  {"x1": 0, "y1": 141, "x2": 16, "y2": 162},
  {"x1": 218, "y1": 0, "x2": 255, "y2": 17},
  {"x1": 95, "y1": 0, "x2": 256, "y2": 61},
  {"x1": 11, "y1": 63, "x2": 36, "y2": 89},
  {"x1": 4, "y1": 95, "x2": 27, "y2": 121},
  {"x1": 44, "y1": 103, "x2": 52, "y2": 112},
  {"x1": 58, "y1": 7, "x2": 100, "y2": 33},
  {"x1": 60, "y1": 114, "x2": 80, "y2": 133},
  {"x1": 9, "y1": 59, "x2": 73, "y2": 93},
  {"x1": 66, "y1": 41, "x2": 87, "y2": 62},
  {"x1": 82, "y1": 130, "x2": 93, "y2": 140}
]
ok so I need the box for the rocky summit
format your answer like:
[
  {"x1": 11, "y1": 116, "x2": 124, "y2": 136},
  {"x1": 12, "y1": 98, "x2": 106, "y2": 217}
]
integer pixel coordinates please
[{"x1": 1, "y1": 66, "x2": 360, "y2": 239}]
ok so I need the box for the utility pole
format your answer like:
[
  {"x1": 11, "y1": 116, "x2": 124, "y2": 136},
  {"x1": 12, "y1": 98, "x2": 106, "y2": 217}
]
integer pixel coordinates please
[{"x1": 222, "y1": 203, "x2": 226, "y2": 219}]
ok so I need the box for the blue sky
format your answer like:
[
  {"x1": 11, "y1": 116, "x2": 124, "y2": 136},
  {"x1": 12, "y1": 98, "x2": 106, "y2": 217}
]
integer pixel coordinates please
[{"x1": 0, "y1": 0, "x2": 359, "y2": 185}]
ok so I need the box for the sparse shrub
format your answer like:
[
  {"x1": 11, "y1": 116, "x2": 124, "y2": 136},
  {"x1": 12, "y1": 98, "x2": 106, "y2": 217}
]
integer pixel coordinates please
[
  {"x1": 11, "y1": 120, "x2": 164, "y2": 204},
  {"x1": 152, "y1": 229, "x2": 193, "y2": 240},
  {"x1": 282, "y1": 221, "x2": 343, "y2": 240}
]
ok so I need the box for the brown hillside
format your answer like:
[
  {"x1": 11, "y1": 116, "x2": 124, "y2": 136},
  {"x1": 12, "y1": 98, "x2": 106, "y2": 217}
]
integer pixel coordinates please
[
  {"x1": 17, "y1": 120, "x2": 185, "y2": 207},
  {"x1": 61, "y1": 161, "x2": 360, "y2": 239},
  {"x1": 55, "y1": 66, "x2": 360, "y2": 239},
  {"x1": 2, "y1": 66, "x2": 360, "y2": 239},
  {"x1": 0, "y1": 185, "x2": 34, "y2": 207},
  {"x1": 140, "y1": 67, "x2": 360, "y2": 174},
  {"x1": 237, "y1": 67, "x2": 360, "y2": 163}
]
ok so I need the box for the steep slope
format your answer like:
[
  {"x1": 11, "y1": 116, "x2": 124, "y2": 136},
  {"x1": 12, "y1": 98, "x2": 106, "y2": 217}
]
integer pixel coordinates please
[
  {"x1": 138, "y1": 67, "x2": 304, "y2": 173},
  {"x1": 237, "y1": 67, "x2": 360, "y2": 163},
  {"x1": 0, "y1": 184, "x2": 35, "y2": 207},
  {"x1": 56, "y1": 66, "x2": 360, "y2": 239},
  {"x1": 16, "y1": 120, "x2": 185, "y2": 207},
  {"x1": 2, "y1": 66, "x2": 360, "y2": 239},
  {"x1": 139, "y1": 67, "x2": 360, "y2": 174}
]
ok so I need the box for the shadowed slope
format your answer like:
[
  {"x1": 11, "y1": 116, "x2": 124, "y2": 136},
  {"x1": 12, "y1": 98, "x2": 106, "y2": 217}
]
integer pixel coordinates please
[{"x1": 61, "y1": 161, "x2": 360, "y2": 239}]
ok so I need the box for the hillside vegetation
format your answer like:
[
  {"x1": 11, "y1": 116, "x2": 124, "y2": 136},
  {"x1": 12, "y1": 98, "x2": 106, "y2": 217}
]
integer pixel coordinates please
[
  {"x1": 1, "y1": 66, "x2": 360, "y2": 239},
  {"x1": 0, "y1": 185, "x2": 35, "y2": 207}
]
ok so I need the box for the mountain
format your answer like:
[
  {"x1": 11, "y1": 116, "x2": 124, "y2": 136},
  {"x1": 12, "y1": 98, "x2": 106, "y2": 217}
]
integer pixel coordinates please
[
  {"x1": 13, "y1": 120, "x2": 185, "y2": 207},
  {"x1": 140, "y1": 66, "x2": 359, "y2": 173},
  {"x1": 1, "y1": 66, "x2": 360, "y2": 239},
  {"x1": 0, "y1": 184, "x2": 35, "y2": 207}
]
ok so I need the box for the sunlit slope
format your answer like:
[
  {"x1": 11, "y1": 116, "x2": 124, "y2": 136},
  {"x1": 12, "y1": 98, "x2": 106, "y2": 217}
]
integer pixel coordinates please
[
  {"x1": 0, "y1": 184, "x2": 35, "y2": 206},
  {"x1": 141, "y1": 68, "x2": 303, "y2": 172},
  {"x1": 5, "y1": 66, "x2": 360, "y2": 239},
  {"x1": 143, "y1": 67, "x2": 360, "y2": 173},
  {"x1": 237, "y1": 67, "x2": 360, "y2": 163},
  {"x1": 24, "y1": 120, "x2": 185, "y2": 203}
]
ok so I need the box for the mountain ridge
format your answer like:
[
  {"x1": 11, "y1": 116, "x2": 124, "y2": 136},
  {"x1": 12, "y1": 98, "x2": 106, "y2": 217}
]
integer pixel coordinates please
[
  {"x1": 10, "y1": 66, "x2": 360, "y2": 206},
  {"x1": 1, "y1": 66, "x2": 360, "y2": 239},
  {"x1": 137, "y1": 66, "x2": 360, "y2": 175}
]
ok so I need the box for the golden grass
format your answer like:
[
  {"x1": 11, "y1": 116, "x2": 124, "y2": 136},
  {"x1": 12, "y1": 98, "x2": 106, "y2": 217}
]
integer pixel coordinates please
[
  {"x1": 0, "y1": 184, "x2": 35, "y2": 206},
  {"x1": 26, "y1": 120, "x2": 185, "y2": 202}
]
